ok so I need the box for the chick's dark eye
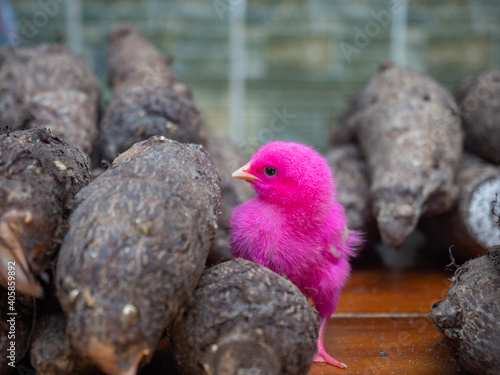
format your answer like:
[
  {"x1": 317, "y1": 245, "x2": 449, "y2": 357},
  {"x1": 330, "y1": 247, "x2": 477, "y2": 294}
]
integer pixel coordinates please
[{"x1": 264, "y1": 166, "x2": 277, "y2": 177}]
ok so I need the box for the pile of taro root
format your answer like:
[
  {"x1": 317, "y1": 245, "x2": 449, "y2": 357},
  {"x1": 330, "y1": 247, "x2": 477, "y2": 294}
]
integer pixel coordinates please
[
  {"x1": 0, "y1": 25, "x2": 499, "y2": 375},
  {"x1": 328, "y1": 61, "x2": 500, "y2": 375}
]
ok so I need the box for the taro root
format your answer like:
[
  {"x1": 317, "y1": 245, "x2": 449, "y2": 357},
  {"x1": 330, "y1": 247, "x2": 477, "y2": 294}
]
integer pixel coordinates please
[
  {"x1": 330, "y1": 61, "x2": 458, "y2": 145},
  {"x1": 326, "y1": 144, "x2": 371, "y2": 232},
  {"x1": 107, "y1": 25, "x2": 179, "y2": 96},
  {"x1": 0, "y1": 45, "x2": 100, "y2": 154},
  {"x1": 0, "y1": 44, "x2": 100, "y2": 105},
  {"x1": 0, "y1": 128, "x2": 92, "y2": 297},
  {"x1": 348, "y1": 60, "x2": 457, "y2": 111},
  {"x1": 22, "y1": 89, "x2": 98, "y2": 155},
  {"x1": 30, "y1": 314, "x2": 103, "y2": 375},
  {"x1": 99, "y1": 85, "x2": 207, "y2": 163},
  {"x1": 332, "y1": 62, "x2": 463, "y2": 247},
  {"x1": 0, "y1": 287, "x2": 35, "y2": 374},
  {"x1": 99, "y1": 25, "x2": 204, "y2": 163},
  {"x1": 429, "y1": 247, "x2": 500, "y2": 375},
  {"x1": 454, "y1": 70, "x2": 500, "y2": 164},
  {"x1": 421, "y1": 153, "x2": 500, "y2": 260},
  {"x1": 206, "y1": 134, "x2": 254, "y2": 264},
  {"x1": 171, "y1": 259, "x2": 319, "y2": 375},
  {"x1": 56, "y1": 136, "x2": 221, "y2": 375}
]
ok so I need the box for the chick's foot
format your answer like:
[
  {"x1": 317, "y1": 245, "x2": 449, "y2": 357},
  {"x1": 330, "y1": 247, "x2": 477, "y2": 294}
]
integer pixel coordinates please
[
  {"x1": 313, "y1": 349, "x2": 347, "y2": 369},
  {"x1": 313, "y1": 316, "x2": 347, "y2": 369}
]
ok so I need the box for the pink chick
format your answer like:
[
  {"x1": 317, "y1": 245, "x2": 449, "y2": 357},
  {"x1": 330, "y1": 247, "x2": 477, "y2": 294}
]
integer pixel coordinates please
[{"x1": 230, "y1": 141, "x2": 361, "y2": 369}]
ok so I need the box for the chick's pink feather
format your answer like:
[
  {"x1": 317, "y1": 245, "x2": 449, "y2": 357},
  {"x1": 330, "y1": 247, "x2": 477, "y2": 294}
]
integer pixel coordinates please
[{"x1": 230, "y1": 141, "x2": 361, "y2": 318}]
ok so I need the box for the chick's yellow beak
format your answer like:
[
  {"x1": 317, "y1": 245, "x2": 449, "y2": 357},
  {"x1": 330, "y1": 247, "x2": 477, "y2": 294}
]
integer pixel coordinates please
[{"x1": 232, "y1": 161, "x2": 260, "y2": 182}]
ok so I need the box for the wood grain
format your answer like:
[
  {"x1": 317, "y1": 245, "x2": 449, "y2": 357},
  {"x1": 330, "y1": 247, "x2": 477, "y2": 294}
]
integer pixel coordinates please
[
  {"x1": 309, "y1": 317, "x2": 458, "y2": 375},
  {"x1": 336, "y1": 269, "x2": 452, "y2": 314},
  {"x1": 307, "y1": 267, "x2": 460, "y2": 375}
]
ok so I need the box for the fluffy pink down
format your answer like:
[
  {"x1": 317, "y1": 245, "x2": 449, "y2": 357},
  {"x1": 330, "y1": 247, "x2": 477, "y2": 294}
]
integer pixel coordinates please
[{"x1": 230, "y1": 141, "x2": 362, "y2": 318}]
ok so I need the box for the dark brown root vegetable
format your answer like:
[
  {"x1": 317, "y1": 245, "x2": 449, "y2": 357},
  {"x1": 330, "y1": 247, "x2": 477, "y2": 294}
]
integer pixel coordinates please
[
  {"x1": 99, "y1": 85, "x2": 207, "y2": 163},
  {"x1": 0, "y1": 128, "x2": 92, "y2": 297},
  {"x1": 421, "y1": 153, "x2": 500, "y2": 260},
  {"x1": 171, "y1": 259, "x2": 319, "y2": 375},
  {"x1": 452, "y1": 160, "x2": 500, "y2": 256},
  {"x1": 98, "y1": 25, "x2": 204, "y2": 163},
  {"x1": 331, "y1": 61, "x2": 457, "y2": 145},
  {"x1": 429, "y1": 247, "x2": 500, "y2": 375},
  {"x1": 30, "y1": 314, "x2": 102, "y2": 375},
  {"x1": 0, "y1": 45, "x2": 100, "y2": 154},
  {"x1": 206, "y1": 134, "x2": 254, "y2": 264},
  {"x1": 0, "y1": 44, "x2": 100, "y2": 105},
  {"x1": 22, "y1": 89, "x2": 97, "y2": 155},
  {"x1": 354, "y1": 61, "x2": 457, "y2": 110},
  {"x1": 333, "y1": 62, "x2": 463, "y2": 247},
  {"x1": 0, "y1": 287, "x2": 35, "y2": 374},
  {"x1": 454, "y1": 70, "x2": 500, "y2": 164},
  {"x1": 56, "y1": 136, "x2": 221, "y2": 375},
  {"x1": 326, "y1": 144, "x2": 371, "y2": 231},
  {"x1": 107, "y1": 25, "x2": 178, "y2": 96}
]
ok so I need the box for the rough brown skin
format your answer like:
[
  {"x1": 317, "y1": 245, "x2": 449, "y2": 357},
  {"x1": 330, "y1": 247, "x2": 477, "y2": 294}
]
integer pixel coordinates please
[
  {"x1": 171, "y1": 259, "x2": 319, "y2": 375},
  {"x1": 22, "y1": 89, "x2": 98, "y2": 155},
  {"x1": 99, "y1": 85, "x2": 207, "y2": 163},
  {"x1": 421, "y1": 153, "x2": 500, "y2": 261},
  {"x1": 331, "y1": 61, "x2": 458, "y2": 146},
  {"x1": 30, "y1": 314, "x2": 103, "y2": 375},
  {"x1": 354, "y1": 61, "x2": 458, "y2": 111},
  {"x1": 429, "y1": 247, "x2": 500, "y2": 375},
  {"x1": 0, "y1": 287, "x2": 35, "y2": 374},
  {"x1": 326, "y1": 144, "x2": 371, "y2": 232},
  {"x1": 107, "y1": 25, "x2": 184, "y2": 97},
  {"x1": 333, "y1": 62, "x2": 463, "y2": 247},
  {"x1": 0, "y1": 128, "x2": 92, "y2": 297},
  {"x1": 0, "y1": 45, "x2": 100, "y2": 154},
  {"x1": 99, "y1": 25, "x2": 202, "y2": 163},
  {"x1": 56, "y1": 137, "x2": 221, "y2": 375},
  {"x1": 454, "y1": 70, "x2": 500, "y2": 164},
  {"x1": 206, "y1": 134, "x2": 255, "y2": 264}
]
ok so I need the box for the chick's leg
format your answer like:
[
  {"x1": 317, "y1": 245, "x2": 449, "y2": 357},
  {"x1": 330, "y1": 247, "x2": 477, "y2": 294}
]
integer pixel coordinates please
[{"x1": 313, "y1": 316, "x2": 347, "y2": 369}]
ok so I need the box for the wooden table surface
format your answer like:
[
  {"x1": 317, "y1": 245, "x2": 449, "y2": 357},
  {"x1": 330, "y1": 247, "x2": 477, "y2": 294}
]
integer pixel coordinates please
[{"x1": 308, "y1": 268, "x2": 460, "y2": 375}]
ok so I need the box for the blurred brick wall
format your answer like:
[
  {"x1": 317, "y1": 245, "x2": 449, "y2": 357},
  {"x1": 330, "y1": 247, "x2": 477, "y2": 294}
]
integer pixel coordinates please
[{"x1": 10, "y1": 0, "x2": 500, "y2": 152}]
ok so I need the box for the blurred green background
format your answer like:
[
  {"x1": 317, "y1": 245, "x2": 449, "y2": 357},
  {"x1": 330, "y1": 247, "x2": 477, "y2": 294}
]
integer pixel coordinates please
[{"x1": 7, "y1": 0, "x2": 500, "y2": 152}]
